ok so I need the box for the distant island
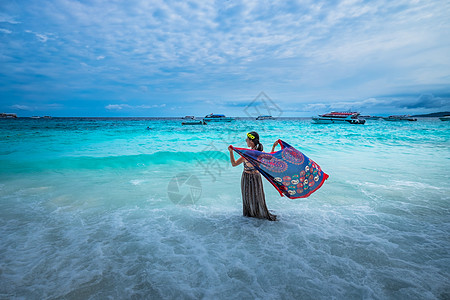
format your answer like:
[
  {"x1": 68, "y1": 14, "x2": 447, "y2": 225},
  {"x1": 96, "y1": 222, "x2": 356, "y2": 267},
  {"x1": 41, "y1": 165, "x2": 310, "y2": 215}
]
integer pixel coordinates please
[{"x1": 412, "y1": 111, "x2": 450, "y2": 117}]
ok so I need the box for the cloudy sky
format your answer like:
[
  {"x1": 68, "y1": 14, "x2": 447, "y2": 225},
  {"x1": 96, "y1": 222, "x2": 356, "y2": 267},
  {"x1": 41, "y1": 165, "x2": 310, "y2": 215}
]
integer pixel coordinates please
[{"x1": 1, "y1": 0, "x2": 449, "y2": 117}]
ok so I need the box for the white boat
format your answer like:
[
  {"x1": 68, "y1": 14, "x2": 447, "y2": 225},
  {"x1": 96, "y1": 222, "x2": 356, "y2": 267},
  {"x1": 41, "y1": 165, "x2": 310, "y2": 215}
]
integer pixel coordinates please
[
  {"x1": 312, "y1": 112, "x2": 366, "y2": 124},
  {"x1": 30, "y1": 116, "x2": 41, "y2": 119},
  {"x1": 383, "y1": 115, "x2": 417, "y2": 121},
  {"x1": 182, "y1": 120, "x2": 206, "y2": 125},
  {"x1": 256, "y1": 115, "x2": 275, "y2": 120},
  {"x1": 182, "y1": 116, "x2": 195, "y2": 119},
  {"x1": 360, "y1": 115, "x2": 382, "y2": 120},
  {"x1": 439, "y1": 116, "x2": 450, "y2": 121},
  {"x1": 203, "y1": 113, "x2": 234, "y2": 122}
]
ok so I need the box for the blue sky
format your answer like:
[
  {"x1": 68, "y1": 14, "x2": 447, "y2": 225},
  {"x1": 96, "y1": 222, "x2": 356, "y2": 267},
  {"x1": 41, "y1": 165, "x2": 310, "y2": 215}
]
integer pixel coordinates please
[{"x1": 1, "y1": 0, "x2": 449, "y2": 117}]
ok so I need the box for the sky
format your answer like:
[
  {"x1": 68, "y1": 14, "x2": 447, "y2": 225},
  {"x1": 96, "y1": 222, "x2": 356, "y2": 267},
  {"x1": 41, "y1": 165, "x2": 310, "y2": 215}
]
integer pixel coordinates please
[{"x1": 0, "y1": 0, "x2": 449, "y2": 117}]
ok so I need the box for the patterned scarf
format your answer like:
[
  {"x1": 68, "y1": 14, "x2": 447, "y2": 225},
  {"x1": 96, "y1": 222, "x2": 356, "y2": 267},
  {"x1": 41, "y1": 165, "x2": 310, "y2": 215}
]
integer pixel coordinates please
[{"x1": 231, "y1": 139, "x2": 329, "y2": 199}]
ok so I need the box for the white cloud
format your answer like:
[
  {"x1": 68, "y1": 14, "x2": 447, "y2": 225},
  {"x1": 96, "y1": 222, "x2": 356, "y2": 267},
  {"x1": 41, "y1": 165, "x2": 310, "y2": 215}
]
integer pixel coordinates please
[
  {"x1": 25, "y1": 30, "x2": 54, "y2": 42},
  {"x1": 10, "y1": 104, "x2": 33, "y2": 111},
  {"x1": 105, "y1": 103, "x2": 166, "y2": 110},
  {"x1": 8, "y1": 103, "x2": 63, "y2": 111},
  {"x1": 136, "y1": 104, "x2": 166, "y2": 109},
  {"x1": 20, "y1": 0, "x2": 447, "y2": 80},
  {"x1": 304, "y1": 98, "x2": 391, "y2": 112},
  {"x1": 0, "y1": 28, "x2": 12, "y2": 34},
  {"x1": 0, "y1": 13, "x2": 20, "y2": 24},
  {"x1": 105, "y1": 104, "x2": 129, "y2": 110},
  {"x1": 35, "y1": 33, "x2": 49, "y2": 42}
]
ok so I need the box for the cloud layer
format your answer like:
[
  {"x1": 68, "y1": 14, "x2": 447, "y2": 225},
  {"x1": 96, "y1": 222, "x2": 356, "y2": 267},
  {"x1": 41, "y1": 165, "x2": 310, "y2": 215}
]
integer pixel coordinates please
[{"x1": 0, "y1": 0, "x2": 449, "y2": 116}]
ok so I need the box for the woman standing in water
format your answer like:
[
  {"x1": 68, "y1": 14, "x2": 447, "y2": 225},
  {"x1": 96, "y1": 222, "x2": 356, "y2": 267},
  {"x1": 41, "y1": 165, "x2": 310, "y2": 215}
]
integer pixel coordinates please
[{"x1": 228, "y1": 131, "x2": 277, "y2": 221}]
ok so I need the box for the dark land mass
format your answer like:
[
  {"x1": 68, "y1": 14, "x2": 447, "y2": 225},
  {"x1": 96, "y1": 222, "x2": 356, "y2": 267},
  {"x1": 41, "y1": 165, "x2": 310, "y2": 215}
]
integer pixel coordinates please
[{"x1": 412, "y1": 112, "x2": 450, "y2": 117}]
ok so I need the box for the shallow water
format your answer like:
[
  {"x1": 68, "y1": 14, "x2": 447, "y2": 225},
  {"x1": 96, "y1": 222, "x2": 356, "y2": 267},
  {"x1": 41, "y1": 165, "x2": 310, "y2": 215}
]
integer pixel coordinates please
[{"x1": 1, "y1": 117, "x2": 449, "y2": 299}]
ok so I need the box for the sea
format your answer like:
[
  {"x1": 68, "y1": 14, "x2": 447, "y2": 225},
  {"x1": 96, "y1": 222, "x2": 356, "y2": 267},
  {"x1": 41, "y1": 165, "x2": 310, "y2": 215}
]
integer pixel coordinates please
[{"x1": 0, "y1": 117, "x2": 449, "y2": 299}]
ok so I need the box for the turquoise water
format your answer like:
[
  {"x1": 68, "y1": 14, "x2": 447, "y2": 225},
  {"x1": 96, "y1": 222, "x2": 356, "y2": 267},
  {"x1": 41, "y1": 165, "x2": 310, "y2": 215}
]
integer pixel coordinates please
[{"x1": 1, "y1": 117, "x2": 449, "y2": 299}]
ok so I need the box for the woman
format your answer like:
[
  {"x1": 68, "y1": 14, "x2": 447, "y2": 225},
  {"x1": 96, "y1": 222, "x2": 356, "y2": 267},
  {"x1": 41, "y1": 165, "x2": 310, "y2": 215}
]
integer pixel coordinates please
[{"x1": 228, "y1": 131, "x2": 277, "y2": 221}]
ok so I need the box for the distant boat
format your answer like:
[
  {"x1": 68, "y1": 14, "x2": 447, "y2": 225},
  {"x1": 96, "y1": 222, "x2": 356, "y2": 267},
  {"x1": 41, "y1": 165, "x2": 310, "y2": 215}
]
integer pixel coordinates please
[
  {"x1": 30, "y1": 116, "x2": 41, "y2": 119},
  {"x1": 256, "y1": 115, "x2": 275, "y2": 120},
  {"x1": 439, "y1": 115, "x2": 450, "y2": 121},
  {"x1": 182, "y1": 116, "x2": 195, "y2": 120},
  {"x1": 359, "y1": 115, "x2": 382, "y2": 120},
  {"x1": 43, "y1": 116, "x2": 52, "y2": 119},
  {"x1": 312, "y1": 112, "x2": 366, "y2": 124},
  {"x1": 0, "y1": 113, "x2": 17, "y2": 118},
  {"x1": 383, "y1": 115, "x2": 417, "y2": 121},
  {"x1": 182, "y1": 120, "x2": 206, "y2": 125},
  {"x1": 203, "y1": 113, "x2": 234, "y2": 122}
]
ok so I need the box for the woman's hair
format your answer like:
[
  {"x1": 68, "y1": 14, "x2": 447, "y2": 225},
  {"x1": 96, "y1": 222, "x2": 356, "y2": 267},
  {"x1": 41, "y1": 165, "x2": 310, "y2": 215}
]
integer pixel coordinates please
[{"x1": 247, "y1": 131, "x2": 263, "y2": 151}]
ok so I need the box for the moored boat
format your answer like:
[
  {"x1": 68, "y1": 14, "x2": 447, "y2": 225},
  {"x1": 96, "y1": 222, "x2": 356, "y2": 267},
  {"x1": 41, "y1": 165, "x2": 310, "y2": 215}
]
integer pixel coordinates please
[
  {"x1": 359, "y1": 115, "x2": 382, "y2": 120},
  {"x1": 312, "y1": 112, "x2": 366, "y2": 124},
  {"x1": 256, "y1": 115, "x2": 275, "y2": 120},
  {"x1": 439, "y1": 115, "x2": 450, "y2": 121},
  {"x1": 182, "y1": 120, "x2": 206, "y2": 125},
  {"x1": 203, "y1": 113, "x2": 234, "y2": 122},
  {"x1": 383, "y1": 115, "x2": 417, "y2": 121}
]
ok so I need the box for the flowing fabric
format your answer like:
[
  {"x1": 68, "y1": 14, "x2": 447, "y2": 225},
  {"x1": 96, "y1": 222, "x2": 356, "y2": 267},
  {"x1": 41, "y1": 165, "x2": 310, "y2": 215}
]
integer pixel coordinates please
[{"x1": 231, "y1": 139, "x2": 329, "y2": 199}]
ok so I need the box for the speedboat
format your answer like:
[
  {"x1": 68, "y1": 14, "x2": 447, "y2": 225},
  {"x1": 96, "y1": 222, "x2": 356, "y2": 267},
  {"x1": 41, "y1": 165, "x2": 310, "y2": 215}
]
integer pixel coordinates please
[
  {"x1": 182, "y1": 120, "x2": 206, "y2": 125},
  {"x1": 182, "y1": 116, "x2": 195, "y2": 119},
  {"x1": 439, "y1": 115, "x2": 450, "y2": 121},
  {"x1": 203, "y1": 113, "x2": 234, "y2": 122},
  {"x1": 256, "y1": 115, "x2": 275, "y2": 120},
  {"x1": 383, "y1": 115, "x2": 417, "y2": 121},
  {"x1": 312, "y1": 112, "x2": 366, "y2": 124},
  {"x1": 359, "y1": 115, "x2": 382, "y2": 120}
]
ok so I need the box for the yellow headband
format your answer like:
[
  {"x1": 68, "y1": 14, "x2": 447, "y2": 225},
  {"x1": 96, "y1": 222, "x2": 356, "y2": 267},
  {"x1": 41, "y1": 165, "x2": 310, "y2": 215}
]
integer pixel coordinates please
[{"x1": 247, "y1": 132, "x2": 256, "y2": 140}]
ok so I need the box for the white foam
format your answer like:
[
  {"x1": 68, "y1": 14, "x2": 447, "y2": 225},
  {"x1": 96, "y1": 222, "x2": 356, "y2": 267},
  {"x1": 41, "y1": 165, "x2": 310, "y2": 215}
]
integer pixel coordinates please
[{"x1": 130, "y1": 179, "x2": 146, "y2": 185}]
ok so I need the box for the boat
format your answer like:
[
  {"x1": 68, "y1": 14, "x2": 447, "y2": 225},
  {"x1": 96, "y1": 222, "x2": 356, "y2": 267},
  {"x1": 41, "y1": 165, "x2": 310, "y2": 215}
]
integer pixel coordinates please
[
  {"x1": 203, "y1": 113, "x2": 234, "y2": 122},
  {"x1": 256, "y1": 115, "x2": 275, "y2": 120},
  {"x1": 0, "y1": 113, "x2": 17, "y2": 118},
  {"x1": 30, "y1": 116, "x2": 41, "y2": 119},
  {"x1": 439, "y1": 115, "x2": 450, "y2": 121},
  {"x1": 182, "y1": 116, "x2": 195, "y2": 119},
  {"x1": 383, "y1": 115, "x2": 417, "y2": 121},
  {"x1": 312, "y1": 112, "x2": 366, "y2": 124},
  {"x1": 182, "y1": 120, "x2": 207, "y2": 125},
  {"x1": 359, "y1": 115, "x2": 382, "y2": 120},
  {"x1": 43, "y1": 116, "x2": 52, "y2": 119}
]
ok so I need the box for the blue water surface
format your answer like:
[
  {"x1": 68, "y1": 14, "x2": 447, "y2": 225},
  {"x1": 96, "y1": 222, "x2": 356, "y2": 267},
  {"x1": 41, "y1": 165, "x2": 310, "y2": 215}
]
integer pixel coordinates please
[{"x1": 0, "y1": 117, "x2": 449, "y2": 299}]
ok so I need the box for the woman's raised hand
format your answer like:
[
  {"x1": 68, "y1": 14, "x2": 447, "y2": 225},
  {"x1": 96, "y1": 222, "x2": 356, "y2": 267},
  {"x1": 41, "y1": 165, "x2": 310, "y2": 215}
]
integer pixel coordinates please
[{"x1": 271, "y1": 140, "x2": 279, "y2": 152}]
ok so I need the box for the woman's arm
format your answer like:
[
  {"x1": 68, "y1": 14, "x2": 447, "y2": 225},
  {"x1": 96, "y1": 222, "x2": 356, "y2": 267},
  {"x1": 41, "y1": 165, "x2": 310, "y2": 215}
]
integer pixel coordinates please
[
  {"x1": 228, "y1": 146, "x2": 244, "y2": 167},
  {"x1": 271, "y1": 140, "x2": 279, "y2": 153}
]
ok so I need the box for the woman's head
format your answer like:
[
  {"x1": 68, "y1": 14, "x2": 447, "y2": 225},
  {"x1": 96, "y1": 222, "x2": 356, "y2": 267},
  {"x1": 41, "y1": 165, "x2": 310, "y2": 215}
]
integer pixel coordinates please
[{"x1": 246, "y1": 131, "x2": 263, "y2": 151}]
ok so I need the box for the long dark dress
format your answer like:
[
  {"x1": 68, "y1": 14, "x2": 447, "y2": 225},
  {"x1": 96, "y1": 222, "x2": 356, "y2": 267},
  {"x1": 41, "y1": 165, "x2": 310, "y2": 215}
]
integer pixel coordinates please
[{"x1": 241, "y1": 159, "x2": 277, "y2": 221}]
